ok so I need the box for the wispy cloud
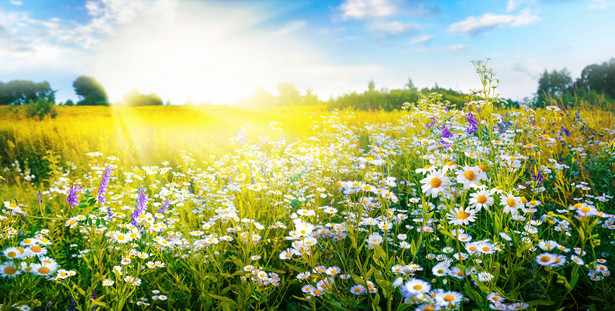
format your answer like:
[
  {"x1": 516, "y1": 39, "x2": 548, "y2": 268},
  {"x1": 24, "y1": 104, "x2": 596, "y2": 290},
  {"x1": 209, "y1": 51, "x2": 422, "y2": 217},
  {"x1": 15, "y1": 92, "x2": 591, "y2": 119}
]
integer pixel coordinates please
[
  {"x1": 277, "y1": 20, "x2": 307, "y2": 35},
  {"x1": 438, "y1": 44, "x2": 467, "y2": 52},
  {"x1": 410, "y1": 34, "x2": 433, "y2": 45},
  {"x1": 337, "y1": 0, "x2": 399, "y2": 20},
  {"x1": 9, "y1": 0, "x2": 23, "y2": 6},
  {"x1": 512, "y1": 62, "x2": 539, "y2": 80},
  {"x1": 589, "y1": 0, "x2": 615, "y2": 9},
  {"x1": 367, "y1": 20, "x2": 420, "y2": 35},
  {"x1": 449, "y1": 9, "x2": 539, "y2": 36}
]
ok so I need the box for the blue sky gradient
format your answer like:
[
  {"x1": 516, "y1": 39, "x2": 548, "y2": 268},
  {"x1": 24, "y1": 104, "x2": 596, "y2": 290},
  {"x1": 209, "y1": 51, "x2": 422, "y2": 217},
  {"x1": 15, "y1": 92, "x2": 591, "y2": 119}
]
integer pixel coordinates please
[{"x1": 1, "y1": 0, "x2": 614, "y2": 104}]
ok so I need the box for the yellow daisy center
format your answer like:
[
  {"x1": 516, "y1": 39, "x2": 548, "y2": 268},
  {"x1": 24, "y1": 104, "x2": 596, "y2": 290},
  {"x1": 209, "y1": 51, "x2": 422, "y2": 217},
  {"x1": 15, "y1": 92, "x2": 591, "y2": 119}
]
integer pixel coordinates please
[
  {"x1": 38, "y1": 267, "x2": 51, "y2": 275},
  {"x1": 4, "y1": 266, "x2": 17, "y2": 275},
  {"x1": 478, "y1": 164, "x2": 487, "y2": 172},
  {"x1": 430, "y1": 177, "x2": 442, "y2": 188},
  {"x1": 477, "y1": 195, "x2": 487, "y2": 204},
  {"x1": 7, "y1": 251, "x2": 17, "y2": 258},
  {"x1": 507, "y1": 198, "x2": 516, "y2": 207},
  {"x1": 540, "y1": 256, "x2": 551, "y2": 262},
  {"x1": 464, "y1": 171, "x2": 476, "y2": 181},
  {"x1": 413, "y1": 285, "x2": 423, "y2": 290},
  {"x1": 457, "y1": 211, "x2": 470, "y2": 220},
  {"x1": 444, "y1": 295, "x2": 455, "y2": 302},
  {"x1": 581, "y1": 207, "x2": 591, "y2": 213},
  {"x1": 31, "y1": 245, "x2": 42, "y2": 253}
]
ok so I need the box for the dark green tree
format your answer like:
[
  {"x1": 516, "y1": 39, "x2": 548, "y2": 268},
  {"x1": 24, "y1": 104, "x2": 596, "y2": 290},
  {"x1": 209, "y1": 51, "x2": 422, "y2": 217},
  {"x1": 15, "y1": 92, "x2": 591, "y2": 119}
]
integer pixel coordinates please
[
  {"x1": 0, "y1": 80, "x2": 53, "y2": 105},
  {"x1": 536, "y1": 68, "x2": 573, "y2": 107},
  {"x1": 577, "y1": 58, "x2": 615, "y2": 98},
  {"x1": 122, "y1": 87, "x2": 163, "y2": 106},
  {"x1": 73, "y1": 76, "x2": 108, "y2": 106}
]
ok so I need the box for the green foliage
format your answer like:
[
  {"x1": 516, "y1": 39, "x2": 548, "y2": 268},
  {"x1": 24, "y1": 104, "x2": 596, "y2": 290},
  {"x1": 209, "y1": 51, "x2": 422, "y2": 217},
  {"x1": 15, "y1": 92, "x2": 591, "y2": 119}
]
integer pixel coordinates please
[
  {"x1": 0, "y1": 80, "x2": 54, "y2": 105},
  {"x1": 23, "y1": 96, "x2": 57, "y2": 121},
  {"x1": 326, "y1": 84, "x2": 470, "y2": 111},
  {"x1": 8, "y1": 95, "x2": 57, "y2": 121},
  {"x1": 536, "y1": 68, "x2": 573, "y2": 107},
  {"x1": 121, "y1": 87, "x2": 163, "y2": 106},
  {"x1": 73, "y1": 75, "x2": 108, "y2": 106},
  {"x1": 536, "y1": 58, "x2": 615, "y2": 110}
]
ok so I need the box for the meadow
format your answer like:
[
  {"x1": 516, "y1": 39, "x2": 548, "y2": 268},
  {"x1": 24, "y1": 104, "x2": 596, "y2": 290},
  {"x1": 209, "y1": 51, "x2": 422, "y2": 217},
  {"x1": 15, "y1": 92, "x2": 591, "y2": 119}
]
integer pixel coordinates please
[{"x1": 1, "y1": 69, "x2": 615, "y2": 310}]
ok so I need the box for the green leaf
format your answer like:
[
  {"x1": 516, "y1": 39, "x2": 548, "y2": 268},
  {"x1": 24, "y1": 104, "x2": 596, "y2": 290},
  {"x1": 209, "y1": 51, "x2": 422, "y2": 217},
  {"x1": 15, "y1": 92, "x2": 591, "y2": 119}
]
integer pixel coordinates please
[
  {"x1": 208, "y1": 294, "x2": 238, "y2": 308},
  {"x1": 527, "y1": 300, "x2": 556, "y2": 306},
  {"x1": 290, "y1": 199, "x2": 301, "y2": 208}
]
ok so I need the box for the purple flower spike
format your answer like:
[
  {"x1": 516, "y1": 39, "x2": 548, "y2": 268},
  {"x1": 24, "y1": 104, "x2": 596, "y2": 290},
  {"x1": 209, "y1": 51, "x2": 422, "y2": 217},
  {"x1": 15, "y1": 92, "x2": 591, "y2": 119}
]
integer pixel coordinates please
[
  {"x1": 466, "y1": 112, "x2": 478, "y2": 135},
  {"x1": 441, "y1": 124, "x2": 453, "y2": 139},
  {"x1": 426, "y1": 116, "x2": 436, "y2": 129},
  {"x1": 97, "y1": 166, "x2": 112, "y2": 204},
  {"x1": 131, "y1": 186, "x2": 148, "y2": 227},
  {"x1": 66, "y1": 185, "x2": 81, "y2": 208},
  {"x1": 158, "y1": 198, "x2": 170, "y2": 215}
]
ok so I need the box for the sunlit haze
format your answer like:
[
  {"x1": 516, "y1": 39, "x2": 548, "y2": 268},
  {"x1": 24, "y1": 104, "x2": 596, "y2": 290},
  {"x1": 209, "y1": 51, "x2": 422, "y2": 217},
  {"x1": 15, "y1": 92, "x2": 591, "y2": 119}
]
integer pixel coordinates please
[{"x1": 1, "y1": 0, "x2": 614, "y2": 104}]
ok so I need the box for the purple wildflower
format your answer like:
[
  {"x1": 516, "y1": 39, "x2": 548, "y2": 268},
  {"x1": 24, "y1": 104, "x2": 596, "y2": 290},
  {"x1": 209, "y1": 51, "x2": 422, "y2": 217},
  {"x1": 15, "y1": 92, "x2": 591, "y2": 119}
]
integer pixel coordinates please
[
  {"x1": 466, "y1": 112, "x2": 478, "y2": 135},
  {"x1": 561, "y1": 126, "x2": 570, "y2": 137},
  {"x1": 66, "y1": 185, "x2": 81, "y2": 208},
  {"x1": 441, "y1": 124, "x2": 453, "y2": 139},
  {"x1": 529, "y1": 116, "x2": 536, "y2": 126},
  {"x1": 158, "y1": 199, "x2": 170, "y2": 215},
  {"x1": 532, "y1": 171, "x2": 543, "y2": 186},
  {"x1": 97, "y1": 166, "x2": 112, "y2": 204},
  {"x1": 131, "y1": 186, "x2": 148, "y2": 227},
  {"x1": 426, "y1": 116, "x2": 436, "y2": 129}
]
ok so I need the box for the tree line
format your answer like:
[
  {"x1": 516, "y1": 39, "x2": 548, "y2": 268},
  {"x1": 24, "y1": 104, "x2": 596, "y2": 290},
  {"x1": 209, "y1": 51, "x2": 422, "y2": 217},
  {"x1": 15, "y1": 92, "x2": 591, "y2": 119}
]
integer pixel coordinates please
[
  {"x1": 1, "y1": 57, "x2": 613, "y2": 116},
  {"x1": 536, "y1": 58, "x2": 615, "y2": 109}
]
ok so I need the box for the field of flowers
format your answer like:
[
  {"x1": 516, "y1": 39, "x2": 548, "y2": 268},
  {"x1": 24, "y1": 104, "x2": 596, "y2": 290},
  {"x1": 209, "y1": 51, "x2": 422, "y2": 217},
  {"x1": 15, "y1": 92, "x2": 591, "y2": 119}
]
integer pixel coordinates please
[{"x1": 1, "y1": 67, "x2": 615, "y2": 310}]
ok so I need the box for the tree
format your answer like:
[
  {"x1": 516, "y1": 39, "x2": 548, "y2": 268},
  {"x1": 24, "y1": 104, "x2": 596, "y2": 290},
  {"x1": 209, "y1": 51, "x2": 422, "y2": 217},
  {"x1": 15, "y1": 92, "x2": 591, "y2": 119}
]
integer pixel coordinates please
[
  {"x1": 303, "y1": 88, "x2": 320, "y2": 105},
  {"x1": 73, "y1": 76, "x2": 108, "y2": 106},
  {"x1": 122, "y1": 87, "x2": 163, "y2": 106},
  {"x1": 405, "y1": 78, "x2": 417, "y2": 91},
  {"x1": 536, "y1": 68, "x2": 573, "y2": 106},
  {"x1": 275, "y1": 83, "x2": 301, "y2": 106},
  {"x1": 368, "y1": 79, "x2": 376, "y2": 92},
  {"x1": 577, "y1": 58, "x2": 615, "y2": 98},
  {"x1": 0, "y1": 80, "x2": 54, "y2": 105}
]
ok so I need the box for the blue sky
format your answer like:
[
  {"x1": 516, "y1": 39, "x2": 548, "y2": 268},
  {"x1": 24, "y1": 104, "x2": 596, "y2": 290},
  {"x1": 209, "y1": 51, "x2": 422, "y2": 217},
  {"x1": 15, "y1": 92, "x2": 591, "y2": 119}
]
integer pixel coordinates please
[{"x1": 1, "y1": 0, "x2": 614, "y2": 105}]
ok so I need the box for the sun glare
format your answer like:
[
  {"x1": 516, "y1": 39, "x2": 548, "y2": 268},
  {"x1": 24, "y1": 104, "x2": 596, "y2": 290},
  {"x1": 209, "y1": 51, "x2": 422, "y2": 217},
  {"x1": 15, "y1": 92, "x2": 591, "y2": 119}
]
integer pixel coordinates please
[{"x1": 93, "y1": 1, "x2": 319, "y2": 105}]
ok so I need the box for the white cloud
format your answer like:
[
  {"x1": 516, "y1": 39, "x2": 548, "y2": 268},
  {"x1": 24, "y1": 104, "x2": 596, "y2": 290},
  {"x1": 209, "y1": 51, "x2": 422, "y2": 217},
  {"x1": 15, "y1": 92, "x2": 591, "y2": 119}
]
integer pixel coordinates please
[
  {"x1": 589, "y1": 0, "x2": 615, "y2": 9},
  {"x1": 438, "y1": 44, "x2": 467, "y2": 52},
  {"x1": 449, "y1": 9, "x2": 539, "y2": 36},
  {"x1": 507, "y1": 0, "x2": 523, "y2": 11},
  {"x1": 9, "y1": 0, "x2": 23, "y2": 6},
  {"x1": 277, "y1": 20, "x2": 307, "y2": 35},
  {"x1": 337, "y1": 0, "x2": 399, "y2": 20},
  {"x1": 410, "y1": 34, "x2": 433, "y2": 45},
  {"x1": 367, "y1": 20, "x2": 420, "y2": 35}
]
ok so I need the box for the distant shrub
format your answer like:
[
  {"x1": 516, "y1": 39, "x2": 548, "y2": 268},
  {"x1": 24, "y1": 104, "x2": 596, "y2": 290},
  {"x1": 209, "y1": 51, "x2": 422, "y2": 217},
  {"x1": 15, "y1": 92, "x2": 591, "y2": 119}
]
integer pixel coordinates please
[{"x1": 10, "y1": 96, "x2": 57, "y2": 120}]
